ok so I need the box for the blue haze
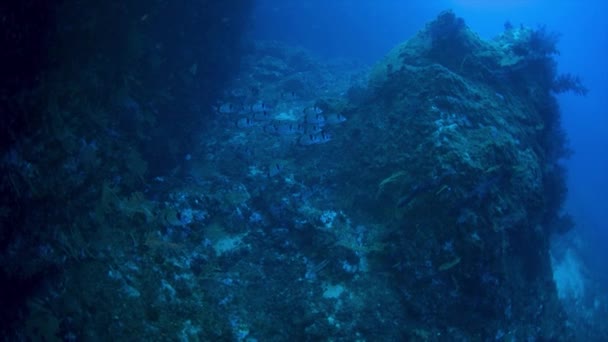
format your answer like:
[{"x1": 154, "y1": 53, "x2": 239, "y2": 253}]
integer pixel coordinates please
[{"x1": 252, "y1": 0, "x2": 608, "y2": 291}]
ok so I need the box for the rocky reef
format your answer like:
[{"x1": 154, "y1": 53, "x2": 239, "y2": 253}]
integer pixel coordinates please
[
  {"x1": 323, "y1": 10, "x2": 581, "y2": 339},
  {"x1": 0, "y1": 8, "x2": 585, "y2": 341}
]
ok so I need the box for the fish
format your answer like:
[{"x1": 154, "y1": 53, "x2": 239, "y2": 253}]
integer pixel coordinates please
[
  {"x1": 189, "y1": 63, "x2": 198, "y2": 75},
  {"x1": 281, "y1": 91, "x2": 299, "y2": 101},
  {"x1": 302, "y1": 124, "x2": 323, "y2": 135},
  {"x1": 396, "y1": 171, "x2": 456, "y2": 208},
  {"x1": 252, "y1": 110, "x2": 273, "y2": 121},
  {"x1": 325, "y1": 113, "x2": 347, "y2": 125},
  {"x1": 298, "y1": 132, "x2": 332, "y2": 146},
  {"x1": 250, "y1": 101, "x2": 272, "y2": 113},
  {"x1": 267, "y1": 161, "x2": 287, "y2": 178},
  {"x1": 235, "y1": 117, "x2": 256, "y2": 128},
  {"x1": 262, "y1": 123, "x2": 279, "y2": 135},
  {"x1": 264, "y1": 122, "x2": 305, "y2": 136},
  {"x1": 230, "y1": 88, "x2": 249, "y2": 97},
  {"x1": 396, "y1": 184, "x2": 427, "y2": 208},
  {"x1": 304, "y1": 113, "x2": 326, "y2": 125},
  {"x1": 216, "y1": 102, "x2": 241, "y2": 114},
  {"x1": 303, "y1": 106, "x2": 323, "y2": 114}
]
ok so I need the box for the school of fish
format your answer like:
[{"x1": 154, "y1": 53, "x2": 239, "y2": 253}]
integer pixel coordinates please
[{"x1": 213, "y1": 91, "x2": 348, "y2": 177}]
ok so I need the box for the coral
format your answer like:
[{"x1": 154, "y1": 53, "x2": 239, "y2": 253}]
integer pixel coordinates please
[
  {"x1": 527, "y1": 25, "x2": 561, "y2": 57},
  {"x1": 552, "y1": 73, "x2": 589, "y2": 96},
  {"x1": 119, "y1": 191, "x2": 155, "y2": 222},
  {"x1": 428, "y1": 10, "x2": 466, "y2": 44}
]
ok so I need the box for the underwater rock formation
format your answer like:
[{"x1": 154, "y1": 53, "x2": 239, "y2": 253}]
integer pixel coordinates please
[
  {"x1": 322, "y1": 10, "x2": 579, "y2": 339},
  {"x1": 0, "y1": 8, "x2": 584, "y2": 341}
]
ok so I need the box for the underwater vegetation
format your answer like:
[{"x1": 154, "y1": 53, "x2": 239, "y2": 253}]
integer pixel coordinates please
[{"x1": 1, "y1": 5, "x2": 593, "y2": 341}]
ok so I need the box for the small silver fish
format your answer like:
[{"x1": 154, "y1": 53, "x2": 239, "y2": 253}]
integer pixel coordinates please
[
  {"x1": 235, "y1": 117, "x2": 256, "y2": 128},
  {"x1": 302, "y1": 123, "x2": 323, "y2": 135},
  {"x1": 298, "y1": 131, "x2": 332, "y2": 145},
  {"x1": 264, "y1": 122, "x2": 304, "y2": 136},
  {"x1": 252, "y1": 110, "x2": 272, "y2": 121},
  {"x1": 281, "y1": 91, "x2": 299, "y2": 101},
  {"x1": 216, "y1": 103, "x2": 239, "y2": 114},
  {"x1": 304, "y1": 113, "x2": 326, "y2": 125},
  {"x1": 303, "y1": 106, "x2": 323, "y2": 114},
  {"x1": 325, "y1": 113, "x2": 347, "y2": 125},
  {"x1": 263, "y1": 123, "x2": 279, "y2": 134},
  {"x1": 230, "y1": 88, "x2": 248, "y2": 97},
  {"x1": 250, "y1": 101, "x2": 272, "y2": 113},
  {"x1": 267, "y1": 162, "x2": 286, "y2": 177}
]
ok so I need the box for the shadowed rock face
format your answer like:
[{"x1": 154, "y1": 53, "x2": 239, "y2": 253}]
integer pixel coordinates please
[
  {"x1": 2, "y1": 0, "x2": 254, "y2": 171},
  {"x1": 0, "y1": 0, "x2": 254, "y2": 337},
  {"x1": 1, "y1": 1, "x2": 57, "y2": 148}
]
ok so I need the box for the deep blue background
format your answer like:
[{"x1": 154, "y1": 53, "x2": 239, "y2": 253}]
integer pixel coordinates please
[{"x1": 251, "y1": 0, "x2": 608, "y2": 272}]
